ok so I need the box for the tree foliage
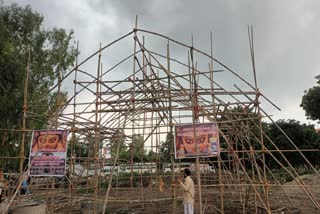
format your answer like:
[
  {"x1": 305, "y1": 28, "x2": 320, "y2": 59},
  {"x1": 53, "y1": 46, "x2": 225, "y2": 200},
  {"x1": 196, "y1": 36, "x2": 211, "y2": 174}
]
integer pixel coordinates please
[
  {"x1": 110, "y1": 130, "x2": 128, "y2": 160},
  {"x1": 132, "y1": 134, "x2": 145, "y2": 161},
  {"x1": 67, "y1": 135, "x2": 88, "y2": 159},
  {"x1": 160, "y1": 132, "x2": 173, "y2": 162},
  {"x1": 265, "y1": 119, "x2": 320, "y2": 167},
  {"x1": 0, "y1": 3, "x2": 78, "y2": 171},
  {"x1": 109, "y1": 133, "x2": 149, "y2": 162},
  {"x1": 0, "y1": 3, "x2": 77, "y2": 130},
  {"x1": 301, "y1": 75, "x2": 320, "y2": 121}
]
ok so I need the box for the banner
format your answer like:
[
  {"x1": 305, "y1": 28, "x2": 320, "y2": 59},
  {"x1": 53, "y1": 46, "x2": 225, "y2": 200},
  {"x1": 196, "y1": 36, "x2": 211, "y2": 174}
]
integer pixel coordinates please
[
  {"x1": 28, "y1": 130, "x2": 69, "y2": 176},
  {"x1": 174, "y1": 123, "x2": 219, "y2": 159}
]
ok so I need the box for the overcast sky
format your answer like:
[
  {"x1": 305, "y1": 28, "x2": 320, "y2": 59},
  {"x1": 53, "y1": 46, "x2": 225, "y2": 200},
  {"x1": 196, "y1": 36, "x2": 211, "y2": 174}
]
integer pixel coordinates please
[{"x1": 4, "y1": 0, "x2": 320, "y2": 127}]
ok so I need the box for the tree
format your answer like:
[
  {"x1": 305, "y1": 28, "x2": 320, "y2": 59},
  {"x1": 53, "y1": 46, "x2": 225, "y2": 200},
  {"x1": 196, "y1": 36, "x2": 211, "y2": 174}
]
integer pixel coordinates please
[
  {"x1": 132, "y1": 134, "x2": 146, "y2": 162},
  {"x1": 160, "y1": 132, "x2": 173, "y2": 162},
  {"x1": 145, "y1": 150, "x2": 156, "y2": 162},
  {"x1": 0, "y1": 3, "x2": 78, "y2": 170},
  {"x1": 0, "y1": 3, "x2": 77, "y2": 129},
  {"x1": 110, "y1": 130, "x2": 128, "y2": 160},
  {"x1": 219, "y1": 106, "x2": 266, "y2": 152},
  {"x1": 265, "y1": 119, "x2": 320, "y2": 167},
  {"x1": 67, "y1": 136, "x2": 88, "y2": 159},
  {"x1": 301, "y1": 75, "x2": 320, "y2": 121}
]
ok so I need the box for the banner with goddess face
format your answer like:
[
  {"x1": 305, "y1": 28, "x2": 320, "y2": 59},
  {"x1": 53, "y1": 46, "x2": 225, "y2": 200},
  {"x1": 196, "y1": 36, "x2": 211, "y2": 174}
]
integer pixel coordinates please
[
  {"x1": 175, "y1": 123, "x2": 219, "y2": 159},
  {"x1": 28, "y1": 130, "x2": 69, "y2": 176}
]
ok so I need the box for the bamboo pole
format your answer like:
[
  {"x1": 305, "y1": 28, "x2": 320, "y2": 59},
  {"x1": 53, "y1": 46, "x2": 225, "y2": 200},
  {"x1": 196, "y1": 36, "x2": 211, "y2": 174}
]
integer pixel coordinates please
[
  {"x1": 167, "y1": 40, "x2": 177, "y2": 214},
  {"x1": 248, "y1": 25, "x2": 271, "y2": 213},
  {"x1": 32, "y1": 30, "x2": 135, "y2": 105},
  {"x1": 190, "y1": 46, "x2": 203, "y2": 214},
  {"x1": 219, "y1": 131, "x2": 270, "y2": 211},
  {"x1": 19, "y1": 46, "x2": 31, "y2": 176},
  {"x1": 234, "y1": 85, "x2": 320, "y2": 209},
  {"x1": 223, "y1": 94, "x2": 320, "y2": 210},
  {"x1": 70, "y1": 40, "x2": 79, "y2": 210},
  {"x1": 130, "y1": 16, "x2": 138, "y2": 192},
  {"x1": 17, "y1": 45, "x2": 30, "y2": 212},
  {"x1": 102, "y1": 114, "x2": 129, "y2": 213},
  {"x1": 140, "y1": 35, "x2": 146, "y2": 209},
  {"x1": 209, "y1": 31, "x2": 224, "y2": 214},
  {"x1": 93, "y1": 43, "x2": 102, "y2": 213}
]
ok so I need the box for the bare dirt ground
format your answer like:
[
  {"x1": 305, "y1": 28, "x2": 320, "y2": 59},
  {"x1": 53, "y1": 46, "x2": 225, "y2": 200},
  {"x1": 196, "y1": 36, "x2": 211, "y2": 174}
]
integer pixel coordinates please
[
  {"x1": 2, "y1": 174, "x2": 320, "y2": 213},
  {"x1": 101, "y1": 174, "x2": 320, "y2": 214},
  {"x1": 270, "y1": 174, "x2": 320, "y2": 214}
]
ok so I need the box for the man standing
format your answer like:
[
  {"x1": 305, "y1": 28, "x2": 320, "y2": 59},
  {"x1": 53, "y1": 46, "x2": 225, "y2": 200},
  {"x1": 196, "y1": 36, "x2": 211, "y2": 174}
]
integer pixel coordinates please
[
  {"x1": 0, "y1": 169, "x2": 4, "y2": 203},
  {"x1": 178, "y1": 168, "x2": 195, "y2": 214},
  {"x1": 0, "y1": 181, "x2": 4, "y2": 203}
]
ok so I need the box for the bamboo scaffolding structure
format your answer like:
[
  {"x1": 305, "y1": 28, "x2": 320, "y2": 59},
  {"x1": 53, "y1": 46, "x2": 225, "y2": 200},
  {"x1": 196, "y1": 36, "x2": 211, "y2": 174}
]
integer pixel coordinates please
[{"x1": 2, "y1": 25, "x2": 320, "y2": 214}]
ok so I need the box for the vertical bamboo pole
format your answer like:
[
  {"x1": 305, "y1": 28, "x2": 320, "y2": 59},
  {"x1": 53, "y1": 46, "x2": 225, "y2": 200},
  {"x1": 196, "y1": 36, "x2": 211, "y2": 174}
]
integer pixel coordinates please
[
  {"x1": 115, "y1": 113, "x2": 121, "y2": 200},
  {"x1": 248, "y1": 26, "x2": 271, "y2": 213},
  {"x1": 70, "y1": 40, "x2": 79, "y2": 208},
  {"x1": 98, "y1": 62, "x2": 103, "y2": 194},
  {"x1": 247, "y1": 27, "x2": 258, "y2": 214},
  {"x1": 241, "y1": 136, "x2": 249, "y2": 213},
  {"x1": 166, "y1": 40, "x2": 176, "y2": 213},
  {"x1": 140, "y1": 35, "x2": 146, "y2": 209},
  {"x1": 94, "y1": 43, "x2": 102, "y2": 213},
  {"x1": 130, "y1": 144, "x2": 134, "y2": 190},
  {"x1": 19, "y1": 46, "x2": 31, "y2": 176},
  {"x1": 19, "y1": 46, "x2": 30, "y2": 208},
  {"x1": 130, "y1": 15, "x2": 138, "y2": 191},
  {"x1": 102, "y1": 114, "x2": 129, "y2": 214},
  {"x1": 219, "y1": 131, "x2": 270, "y2": 211},
  {"x1": 209, "y1": 32, "x2": 224, "y2": 214},
  {"x1": 50, "y1": 55, "x2": 63, "y2": 214},
  {"x1": 149, "y1": 56, "x2": 158, "y2": 198},
  {"x1": 52, "y1": 78, "x2": 59, "y2": 213},
  {"x1": 235, "y1": 85, "x2": 320, "y2": 209},
  {"x1": 190, "y1": 46, "x2": 203, "y2": 214},
  {"x1": 249, "y1": 125, "x2": 258, "y2": 213},
  {"x1": 86, "y1": 134, "x2": 90, "y2": 194},
  {"x1": 189, "y1": 54, "x2": 193, "y2": 96},
  {"x1": 56, "y1": 59, "x2": 62, "y2": 128}
]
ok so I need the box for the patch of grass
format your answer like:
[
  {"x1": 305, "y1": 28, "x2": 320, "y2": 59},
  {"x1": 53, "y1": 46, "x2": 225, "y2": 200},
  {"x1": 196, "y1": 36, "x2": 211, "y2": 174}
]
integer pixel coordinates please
[{"x1": 270, "y1": 166, "x2": 315, "y2": 183}]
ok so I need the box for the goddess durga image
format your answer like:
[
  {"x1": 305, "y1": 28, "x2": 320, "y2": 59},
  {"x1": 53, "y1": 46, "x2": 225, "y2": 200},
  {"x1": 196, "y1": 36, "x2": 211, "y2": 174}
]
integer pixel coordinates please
[
  {"x1": 176, "y1": 124, "x2": 219, "y2": 158},
  {"x1": 180, "y1": 134, "x2": 210, "y2": 156},
  {"x1": 31, "y1": 132, "x2": 67, "y2": 152}
]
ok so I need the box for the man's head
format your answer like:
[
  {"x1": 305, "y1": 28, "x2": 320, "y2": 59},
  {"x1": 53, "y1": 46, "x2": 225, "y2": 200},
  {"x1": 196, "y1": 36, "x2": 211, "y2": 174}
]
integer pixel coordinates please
[{"x1": 184, "y1": 168, "x2": 191, "y2": 178}]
